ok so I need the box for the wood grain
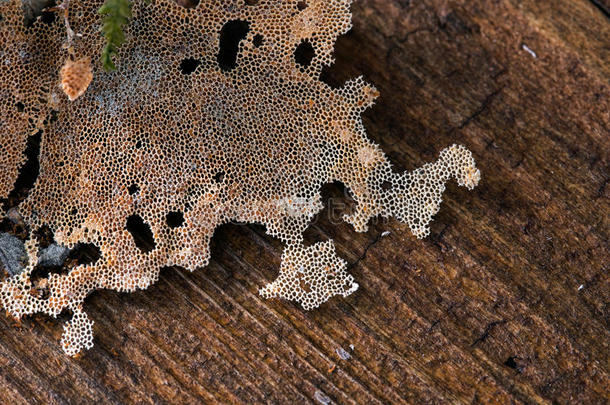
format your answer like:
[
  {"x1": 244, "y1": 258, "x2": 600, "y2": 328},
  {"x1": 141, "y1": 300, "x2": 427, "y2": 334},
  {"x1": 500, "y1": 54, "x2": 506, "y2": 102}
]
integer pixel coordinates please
[{"x1": 1, "y1": 0, "x2": 608, "y2": 403}]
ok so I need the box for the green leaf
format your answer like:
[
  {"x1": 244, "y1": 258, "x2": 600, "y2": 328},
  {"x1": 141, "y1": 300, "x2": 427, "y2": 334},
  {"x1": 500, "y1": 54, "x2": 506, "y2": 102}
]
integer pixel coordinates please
[{"x1": 98, "y1": 0, "x2": 132, "y2": 71}]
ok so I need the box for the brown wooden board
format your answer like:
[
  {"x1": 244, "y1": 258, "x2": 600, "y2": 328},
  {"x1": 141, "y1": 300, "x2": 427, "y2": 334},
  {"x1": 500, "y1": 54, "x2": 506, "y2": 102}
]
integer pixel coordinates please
[{"x1": 1, "y1": 0, "x2": 608, "y2": 403}]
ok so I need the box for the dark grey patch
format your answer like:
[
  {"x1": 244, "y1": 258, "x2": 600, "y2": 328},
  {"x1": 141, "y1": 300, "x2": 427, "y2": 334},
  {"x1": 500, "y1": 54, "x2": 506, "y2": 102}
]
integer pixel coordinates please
[
  {"x1": 37, "y1": 243, "x2": 69, "y2": 267},
  {"x1": 6, "y1": 207, "x2": 25, "y2": 226},
  {"x1": 0, "y1": 232, "x2": 27, "y2": 276}
]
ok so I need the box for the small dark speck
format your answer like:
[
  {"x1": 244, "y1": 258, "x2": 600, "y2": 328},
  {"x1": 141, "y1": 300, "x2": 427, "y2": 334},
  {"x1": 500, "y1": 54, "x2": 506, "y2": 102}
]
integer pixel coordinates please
[{"x1": 504, "y1": 356, "x2": 523, "y2": 373}]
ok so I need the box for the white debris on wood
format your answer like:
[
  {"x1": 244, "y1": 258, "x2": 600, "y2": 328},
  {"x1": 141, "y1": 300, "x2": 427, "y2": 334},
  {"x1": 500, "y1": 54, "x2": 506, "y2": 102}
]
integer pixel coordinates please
[
  {"x1": 522, "y1": 44, "x2": 537, "y2": 58},
  {"x1": 314, "y1": 390, "x2": 332, "y2": 405},
  {"x1": 336, "y1": 347, "x2": 351, "y2": 360}
]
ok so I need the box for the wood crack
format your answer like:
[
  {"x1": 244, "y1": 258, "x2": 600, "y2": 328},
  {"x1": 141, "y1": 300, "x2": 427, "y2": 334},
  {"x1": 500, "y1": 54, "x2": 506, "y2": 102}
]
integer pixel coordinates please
[
  {"x1": 471, "y1": 320, "x2": 507, "y2": 347},
  {"x1": 347, "y1": 232, "x2": 383, "y2": 270},
  {"x1": 458, "y1": 86, "x2": 505, "y2": 129}
]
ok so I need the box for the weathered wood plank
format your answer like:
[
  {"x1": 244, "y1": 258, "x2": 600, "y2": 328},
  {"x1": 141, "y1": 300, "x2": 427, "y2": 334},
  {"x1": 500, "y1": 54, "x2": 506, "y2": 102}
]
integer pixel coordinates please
[{"x1": 1, "y1": 0, "x2": 608, "y2": 403}]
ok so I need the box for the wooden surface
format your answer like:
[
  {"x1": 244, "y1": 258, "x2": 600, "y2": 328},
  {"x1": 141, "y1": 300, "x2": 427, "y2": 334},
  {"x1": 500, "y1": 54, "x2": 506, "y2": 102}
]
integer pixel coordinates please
[{"x1": 1, "y1": 0, "x2": 609, "y2": 403}]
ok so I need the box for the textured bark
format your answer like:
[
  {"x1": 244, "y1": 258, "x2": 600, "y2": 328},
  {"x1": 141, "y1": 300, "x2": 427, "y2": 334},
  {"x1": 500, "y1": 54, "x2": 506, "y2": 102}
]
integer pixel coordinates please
[{"x1": 0, "y1": 0, "x2": 608, "y2": 403}]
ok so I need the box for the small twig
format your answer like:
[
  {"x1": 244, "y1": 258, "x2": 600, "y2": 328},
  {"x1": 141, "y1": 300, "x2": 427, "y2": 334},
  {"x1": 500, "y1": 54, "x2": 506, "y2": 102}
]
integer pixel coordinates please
[{"x1": 47, "y1": 0, "x2": 74, "y2": 50}]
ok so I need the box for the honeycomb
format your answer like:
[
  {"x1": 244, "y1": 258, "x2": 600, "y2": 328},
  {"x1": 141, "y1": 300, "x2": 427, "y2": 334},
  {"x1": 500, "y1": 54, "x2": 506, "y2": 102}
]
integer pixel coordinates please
[{"x1": 0, "y1": 0, "x2": 480, "y2": 355}]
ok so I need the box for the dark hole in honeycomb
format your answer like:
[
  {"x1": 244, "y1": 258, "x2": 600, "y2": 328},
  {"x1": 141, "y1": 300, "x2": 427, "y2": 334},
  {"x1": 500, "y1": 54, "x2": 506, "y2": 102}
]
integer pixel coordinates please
[
  {"x1": 174, "y1": 0, "x2": 200, "y2": 9},
  {"x1": 252, "y1": 34, "x2": 263, "y2": 47},
  {"x1": 33, "y1": 225, "x2": 54, "y2": 248},
  {"x1": 126, "y1": 214, "x2": 156, "y2": 253},
  {"x1": 135, "y1": 140, "x2": 143, "y2": 149},
  {"x1": 23, "y1": 0, "x2": 54, "y2": 27},
  {"x1": 381, "y1": 180, "x2": 393, "y2": 191},
  {"x1": 29, "y1": 243, "x2": 101, "y2": 299},
  {"x1": 217, "y1": 19, "x2": 250, "y2": 71},
  {"x1": 128, "y1": 184, "x2": 139, "y2": 195},
  {"x1": 297, "y1": 1, "x2": 308, "y2": 11},
  {"x1": 166, "y1": 211, "x2": 185, "y2": 228},
  {"x1": 2, "y1": 131, "x2": 41, "y2": 211},
  {"x1": 28, "y1": 267, "x2": 58, "y2": 299},
  {"x1": 213, "y1": 171, "x2": 225, "y2": 183},
  {"x1": 15, "y1": 102, "x2": 24, "y2": 112},
  {"x1": 318, "y1": 31, "x2": 355, "y2": 89},
  {"x1": 0, "y1": 216, "x2": 27, "y2": 241},
  {"x1": 40, "y1": 9, "x2": 56, "y2": 25},
  {"x1": 245, "y1": 0, "x2": 259, "y2": 5},
  {"x1": 49, "y1": 109, "x2": 59, "y2": 123},
  {"x1": 69, "y1": 243, "x2": 101, "y2": 266},
  {"x1": 179, "y1": 57, "x2": 201, "y2": 75},
  {"x1": 294, "y1": 39, "x2": 315, "y2": 67}
]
